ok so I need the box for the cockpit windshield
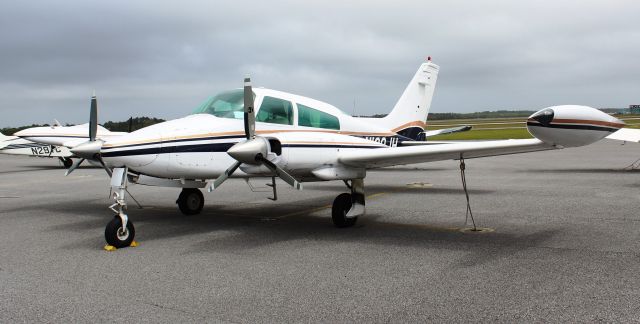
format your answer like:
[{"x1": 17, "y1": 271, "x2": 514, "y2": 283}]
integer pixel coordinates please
[{"x1": 192, "y1": 89, "x2": 254, "y2": 119}]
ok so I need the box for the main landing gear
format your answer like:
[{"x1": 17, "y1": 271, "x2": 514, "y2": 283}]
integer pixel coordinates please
[
  {"x1": 332, "y1": 179, "x2": 365, "y2": 228},
  {"x1": 59, "y1": 157, "x2": 73, "y2": 169},
  {"x1": 176, "y1": 188, "x2": 204, "y2": 215}
]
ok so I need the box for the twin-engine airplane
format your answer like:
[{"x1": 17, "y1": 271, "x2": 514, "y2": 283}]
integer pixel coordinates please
[{"x1": 17, "y1": 60, "x2": 624, "y2": 248}]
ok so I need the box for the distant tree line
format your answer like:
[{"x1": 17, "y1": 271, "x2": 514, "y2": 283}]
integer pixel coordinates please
[
  {"x1": 355, "y1": 110, "x2": 537, "y2": 120},
  {"x1": 1, "y1": 124, "x2": 51, "y2": 136},
  {"x1": 427, "y1": 110, "x2": 537, "y2": 120},
  {"x1": 1, "y1": 117, "x2": 166, "y2": 135},
  {"x1": 357, "y1": 109, "x2": 622, "y2": 121}
]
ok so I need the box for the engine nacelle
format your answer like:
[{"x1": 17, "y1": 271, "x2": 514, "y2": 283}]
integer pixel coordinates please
[{"x1": 526, "y1": 105, "x2": 624, "y2": 147}]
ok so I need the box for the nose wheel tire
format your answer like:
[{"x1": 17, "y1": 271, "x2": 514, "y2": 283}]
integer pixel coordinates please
[
  {"x1": 105, "y1": 216, "x2": 135, "y2": 248},
  {"x1": 177, "y1": 188, "x2": 204, "y2": 215},
  {"x1": 332, "y1": 193, "x2": 358, "y2": 228}
]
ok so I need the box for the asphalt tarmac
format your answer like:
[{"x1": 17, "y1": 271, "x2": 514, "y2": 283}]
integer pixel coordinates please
[{"x1": 1, "y1": 140, "x2": 639, "y2": 322}]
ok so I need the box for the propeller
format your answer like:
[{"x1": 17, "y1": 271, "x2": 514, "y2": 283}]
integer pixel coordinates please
[
  {"x1": 207, "y1": 77, "x2": 302, "y2": 192},
  {"x1": 66, "y1": 93, "x2": 112, "y2": 177}
]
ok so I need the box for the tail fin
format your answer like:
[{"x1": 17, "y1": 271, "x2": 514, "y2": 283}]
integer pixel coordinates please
[{"x1": 359, "y1": 59, "x2": 439, "y2": 140}]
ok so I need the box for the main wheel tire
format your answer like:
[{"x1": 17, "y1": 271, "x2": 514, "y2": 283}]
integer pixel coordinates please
[
  {"x1": 177, "y1": 188, "x2": 204, "y2": 215},
  {"x1": 105, "y1": 216, "x2": 135, "y2": 248},
  {"x1": 332, "y1": 193, "x2": 358, "y2": 228},
  {"x1": 61, "y1": 158, "x2": 73, "y2": 169}
]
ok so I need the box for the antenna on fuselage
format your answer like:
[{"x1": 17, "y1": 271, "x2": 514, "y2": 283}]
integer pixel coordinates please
[{"x1": 353, "y1": 98, "x2": 356, "y2": 117}]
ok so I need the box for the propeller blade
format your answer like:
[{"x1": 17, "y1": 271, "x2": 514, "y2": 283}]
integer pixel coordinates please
[
  {"x1": 89, "y1": 93, "x2": 98, "y2": 142},
  {"x1": 65, "y1": 158, "x2": 85, "y2": 176},
  {"x1": 257, "y1": 156, "x2": 303, "y2": 190},
  {"x1": 243, "y1": 77, "x2": 255, "y2": 140},
  {"x1": 208, "y1": 161, "x2": 242, "y2": 192},
  {"x1": 96, "y1": 154, "x2": 113, "y2": 177}
]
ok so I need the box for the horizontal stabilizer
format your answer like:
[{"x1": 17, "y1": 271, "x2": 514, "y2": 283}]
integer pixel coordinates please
[{"x1": 422, "y1": 125, "x2": 472, "y2": 138}]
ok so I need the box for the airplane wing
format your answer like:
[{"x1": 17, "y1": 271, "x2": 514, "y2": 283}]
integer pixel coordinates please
[
  {"x1": 339, "y1": 138, "x2": 554, "y2": 168},
  {"x1": 606, "y1": 128, "x2": 640, "y2": 143}
]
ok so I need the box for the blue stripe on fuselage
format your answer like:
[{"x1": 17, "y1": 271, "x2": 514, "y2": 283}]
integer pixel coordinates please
[{"x1": 101, "y1": 142, "x2": 381, "y2": 157}]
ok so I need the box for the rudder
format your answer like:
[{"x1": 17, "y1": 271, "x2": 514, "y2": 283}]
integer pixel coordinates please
[{"x1": 358, "y1": 59, "x2": 439, "y2": 140}]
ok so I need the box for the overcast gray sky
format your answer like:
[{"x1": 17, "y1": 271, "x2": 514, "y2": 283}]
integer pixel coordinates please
[{"x1": 1, "y1": 0, "x2": 639, "y2": 127}]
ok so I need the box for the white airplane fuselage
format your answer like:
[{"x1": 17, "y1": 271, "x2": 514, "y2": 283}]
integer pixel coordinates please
[{"x1": 101, "y1": 114, "x2": 386, "y2": 181}]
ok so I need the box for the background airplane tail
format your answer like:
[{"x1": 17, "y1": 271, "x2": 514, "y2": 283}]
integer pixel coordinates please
[{"x1": 358, "y1": 60, "x2": 439, "y2": 140}]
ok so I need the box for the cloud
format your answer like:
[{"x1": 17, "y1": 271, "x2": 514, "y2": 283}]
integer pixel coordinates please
[{"x1": 1, "y1": 0, "x2": 639, "y2": 127}]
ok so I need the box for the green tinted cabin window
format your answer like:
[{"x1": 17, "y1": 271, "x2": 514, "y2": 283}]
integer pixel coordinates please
[
  {"x1": 297, "y1": 103, "x2": 340, "y2": 130},
  {"x1": 256, "y1": 96, "x2": 293, "y2": 125},
  {"x1": 192, "y1": 89, "x2": 254, "y2": 119}
]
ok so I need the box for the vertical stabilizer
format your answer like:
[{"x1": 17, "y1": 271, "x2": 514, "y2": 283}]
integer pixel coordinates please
[{"x1": 357, "y1": 59, "x2": 439, "y2": 140}]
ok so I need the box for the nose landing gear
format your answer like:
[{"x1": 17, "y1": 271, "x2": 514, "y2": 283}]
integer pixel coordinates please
[
  {"x1": 105, "y1": 215, "x2": 135, "y2": 248},
  {"x1": 104, "y1": 167, "x2": 136, "y2": 249}
]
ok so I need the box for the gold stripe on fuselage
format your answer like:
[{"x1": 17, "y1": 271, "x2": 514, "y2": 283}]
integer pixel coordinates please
[
  {"x1": 102, "y1": 129, "x2": 396, "y2": 148},
  {"x1": 391, "y1": 121, "x2": 427, "y2": 132}
]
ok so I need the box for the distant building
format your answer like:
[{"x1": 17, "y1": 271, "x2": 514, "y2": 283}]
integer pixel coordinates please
[{"x1": 631, "y1": 105, "x2": 640, "y2": 114}]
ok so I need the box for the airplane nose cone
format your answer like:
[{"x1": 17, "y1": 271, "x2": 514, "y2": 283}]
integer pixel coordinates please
[
  {"x1": 14, "y1": 128, "x2": 36, "y2": 137},
  {"x1": 14, "y1": 130, "x2": 26, "y2": 137},
  {"x1": 528, "y1": 108, "x2": 554, "y2": 126},
  {"x1": 227, "y1": 137, "x2": 269, "y2": 164},
  {"x1": 70, "y1": 141, "x2": 103, "y2": 159}
]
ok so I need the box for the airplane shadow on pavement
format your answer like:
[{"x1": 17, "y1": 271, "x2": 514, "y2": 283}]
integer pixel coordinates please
[{"x1": 16, "y1": 190, "x2": 558, "y2": 270}]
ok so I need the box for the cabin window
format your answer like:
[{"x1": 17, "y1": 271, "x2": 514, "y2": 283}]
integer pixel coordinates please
[
  {"x1": 297, "y1": 103, "x2": 340, "y2": 130},
  {"x1": 192, "y1": 89, "x2": 253, "y2": 119},
  {"x1": 256, "y1": 96, "x2": 293, "y2": 125}
]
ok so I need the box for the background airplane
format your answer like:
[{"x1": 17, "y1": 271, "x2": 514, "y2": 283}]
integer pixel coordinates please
[
  {"x1": 2, "y1": 123, "x2": 127, "y2": 169},
  {"x1": 0, "y1": 131, "x2": 74, "y2": 167},
  {"x1": 17, "y1": 60, "x2": 624, "y2": 248}
]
